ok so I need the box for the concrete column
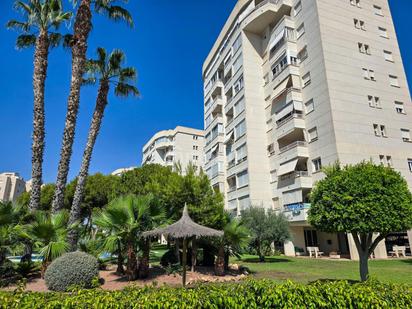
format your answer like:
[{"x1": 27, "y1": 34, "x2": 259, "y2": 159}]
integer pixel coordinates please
[
  {"x1": 407, "y1": 230, "x2": 412, "y2": 248},
  {"x1": 372, "y1": 234, "x2": 387, "y2": 259},
  {"x1": 347, "y1": 233, "x2": 388, "y2": 260},
  {"x1": 347, "y1": 233, "x2": 359, "y2": 260},
  {"x1": 284, "y1": 240, "x2": 296, "y2": 257}
]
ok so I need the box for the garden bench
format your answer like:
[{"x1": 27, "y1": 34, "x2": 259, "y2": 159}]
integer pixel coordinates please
[
  {"x1": 307, "y1": 246, "x2": 324, "y2": 258},
  {"x1": 389, "y1": 246, "x2": 406, "y2": 258}
]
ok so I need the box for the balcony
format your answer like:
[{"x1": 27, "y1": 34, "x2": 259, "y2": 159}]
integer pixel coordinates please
[
  {"x1": 282, "y1": 203, "x2": 310, "y2": 222},
  {"x1": 265, "y1": 65, "x2": 300, "y2": 100},
  {"x1": 276, "y1": 113, "x2": 305, "y2": 140},
  {"x1": 210, "y1": 80, "x2": 224, "y2": 98},
  {"x1": 278, "y1": 141, "x2": 308, "y2": 164},
  {"x1": 278, "y1": 171, "x2": 312, "y2": 190}
]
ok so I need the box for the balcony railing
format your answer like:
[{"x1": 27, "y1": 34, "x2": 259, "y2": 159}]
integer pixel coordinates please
[
  {"x1": 276, "y1": 113, "x2": 303, "y2": 128},
  {"x1": 279, "y1": 141, "x2": 306, "y2": 153},
  {"x1": 279, "y1": 171, "x2": 309, "y2": 181}
]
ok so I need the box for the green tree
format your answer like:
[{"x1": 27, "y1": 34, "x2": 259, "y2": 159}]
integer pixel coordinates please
[
  {"x1": 93, "y1": 195, "x2": 165, "y2": 280},
  {"x1": 27, "y1": 210, "x2": 70, "y2": 277},
  {"x1": 17, "y1": 184, "x2": 57, "y2": 211},
  {"x1": 241, "y1": 207, "x2": 290, "y2": 262},
  {"x1": 52, "y1": 0, "x2": 133, "y2": 213},
  {"x1": 68, "y1": 48, "x2": 138, "y2": 251},
  {"x1": 309, "y1": 161, "x2": 412, "y2": 281},
  {"x1": 7, "y1": 0, "x2": 72, "y2": 211}
]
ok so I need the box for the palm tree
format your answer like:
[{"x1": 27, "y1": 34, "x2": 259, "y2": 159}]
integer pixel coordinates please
[
  {"x1": 93, "y1": 195, "x2": 165, "y2": 280},
  {"x1": 51, "y1": 0, "x2": 133, "y2": 213},
  {"x1": 27, "y1": 210, "x2": 70, "y2": 277},
  {"x1": 215, "y1": 216, "x2": 250, "y2": 275},
  {"x1": 7, "y1": 0, "x2": 72, "y2": 211},
  {"x1": 67, "y1": 48, "x2": 139, "y2": 251}
]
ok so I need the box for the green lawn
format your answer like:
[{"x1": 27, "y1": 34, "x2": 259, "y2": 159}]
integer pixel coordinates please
[{"x1": 232, "y1": 255, "x2": 412, "y2": 284}]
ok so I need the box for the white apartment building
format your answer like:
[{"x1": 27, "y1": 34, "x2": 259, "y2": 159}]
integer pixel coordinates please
[
  {"x1": 0, "y1": 172, "x2": 26, "y2": 202},
  {"x1": 142, "y1": 126, "x2": 204, "y2": 172},
  {"x1": 111, "y1": 167, "x2": 137, "y2": 176},
  {"x1": 202, "y1": 0, "x2": 412, "y2": 259}
]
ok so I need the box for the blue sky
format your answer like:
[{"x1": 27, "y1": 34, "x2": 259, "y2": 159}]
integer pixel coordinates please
[{"x1": 0, "y1": 0, "x2": 410, "y2": 183}]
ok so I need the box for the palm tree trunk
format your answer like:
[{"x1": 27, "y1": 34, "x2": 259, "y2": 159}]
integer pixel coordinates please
[
  {"x1": 126, "y1": 241, "x2": 138, "y2": 281},
  {"x1": 52, "y1": 0, "x2": 92, "y2": 213},
  {"x1": 214, "y1": 245, "x2": 225, "y2": 276},
  {"x1": 29, "y1": 30, "x2": 49, "y2": 211},
  {"x1": 138, "y1": 239, "x2": 150, "y2": 279},
  {"x1": 67, "y1": 81, "x2": 109, "y2": 251},
  {"x1": 116, "y1": 241, "x2": 124, "y2": 275},
  {"x1": 191, "y1": 239, "x2": 197, "y2": 272}
]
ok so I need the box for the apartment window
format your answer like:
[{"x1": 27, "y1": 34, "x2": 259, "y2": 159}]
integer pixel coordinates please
[
  {"x1": 305, "y1": 99, "x2": 315, "y2": 114},
  {"x1": 298, "y1": 46, "x2": 308, "y2": 62},
  {"x1": 389, "y1": 75, "x2": 399, "y2": 87},
  {"x1": 378, "y1": 27, "x2": 388, "y2": 38},
  {"x1": 233, "y1": 75, "x2": 244, "y2": 94},
  {"x1": 232, "y1": 35, "x2": 242, "y2": 52},
  {"x1": 358, "y1": 43, "x2": 371, "y2": 55},
  {"x1": 232, "y1": 55, "x2": 242, "y2": 73},
  {"x1": 193, "y1": 155, "x2": 198, "y2": 160},
  {"x1": 363, "y1": 68, "x2": 375, "y2": 81},
  {"x1": 308, "y1": 127, "x2": 318, "y2": 142},
  {"x1": 395, "y1": 101, "x2": 405, "y2": 114},
  {"x1": 312, "y1": 157, "x2": 322, "y2": 172},
  {"x1": 383, "y1": 50, "x2": 394, "y2": 62},
  {"x1": 236, "y1": 143, "x2": 247, "y2": 162},
  {"x1": 408, "y1": 159, "x2": 412, "y2": 172},
  {"x1": 237, "y1": 170, "x2": 249, "y2": 188},
  {"x1": 379, "y1": 154, "x2": 385, "y2": 165},
  {"x1": 386, "y1": 156, "x2": 393, "y2": 167},
  {"x1": 350, "y1": 0, "x2": 361, "y2": 7},
  {"x1": 294, "y1": 1, "x2": 302, "y2": 16},
  {"x1": 368, "y1": 95, "x2": 381, "y2": 108},
  {"x1": 193, "y1": 135, "x2": 198, "y2": 140},
  {"x1": 374, "y1": 124, "x2": 387, "y2": 137},
  {"x1": 401, "y1": 129, "x2": 411, "y2": 142},
  {"x1": 354, "y1": 19, "x2": 360, "y2": 29},
  {"x1": 235, "y1": 119, "x2": 246, "y2": 139},
  {"x1": 193, "y1": 145, "x2": 198, "y2": 150},
  {"x1": 302, "y1": 72, "x2": 311, "y2": 87},
  {"x1": 297, "y1": 23, "x2": 305, "y2": 39},
  {"x1": 234, "y1": 97, "x2": 245, "y2": 116},
  {"x1": 373, "y1": 5, "x2": 383, "y2": 16},
  {"x1": 270, "y1": 170, "x2": 277, "y2": 182}
]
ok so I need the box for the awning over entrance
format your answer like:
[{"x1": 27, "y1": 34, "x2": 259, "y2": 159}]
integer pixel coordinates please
[{"x1": 277, "y1": 159, "x2": 298, "y2": 176}]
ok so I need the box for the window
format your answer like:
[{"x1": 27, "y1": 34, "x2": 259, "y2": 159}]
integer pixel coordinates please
[
  {"x1": 305, "y1": 99, "x2": 315, "y2": 114},
  {"x1": 233, "y1": 75, "x2": 244, "y2": 94},
  {"x1": 297, "y1": 23, "x2": 305, "y2": 38},
  {"x1": 232, "y1": 55, "x2": 242, "y2": 73},
  {"x1": 395, "y1": 101, "x2": 405, "y2": 114},
  {"x1": 270, "y1": 170, "x2": 277, "y2": 182},
  {"x1": 408, "y1": 159, "x2": 412, "y2": 172},
  {"x1": 374, "y1": 124, "x2": 386, "y2": 137},
  {"x1": 312, "y1": 157, "x2": 322, "y2": 172},
  {"x1": 193, "y1": 145, "x2": 198, "y2": 150},
  {"x1": 358, "y1": 43, "x2": 370, "y2": 54},
  {"x1": 386, "y1": 156, "x2": 393, "y2": 167},
  {"x1": 236, "y1": 143, "x2": 247, "y2": 162},
  {"x1": 368, "y1": 95, "x2": 381, "y2": 108},
  {"x1": 389, "y1": 75, "x2": 399, "y2": 87},
  {"x1": 294, "y1": 1, "x2": 302, "y2": 16},
  {"x1": 380, "y1": 125, "x2": 387, "y2": 137},
  {"x1": 238, "y1": 195, "x2": 250, "y2": 211},
  {"x1": 363, "y1": 68, "x2": 375, "y2": 81},
  {"x1": 360, "y1": 20, "x2": 365, "y2": 30},
  {"x1": 354, "y1": 19, "x2": 360, "y2": 29},
  {"x1": 369, "y1": 70, "x2": 376, "y2": 81},
  {"x1": 401, "y1": 129, "x2": 411, "y2": 142},
  {"x1": 379, "y1": 155, "x2": 392, "y2": 167},
  {"x1": 383, "y1": 50, "x2": 394, "y2": 62},
  {"x1": 234, "y1": 97, "x2": 245, "y2": 116},
  {"x1": 302, "y1": 72, "x2": 311, "y2": 87},
  {"x1": 298, "y1": 46, "x2": 308, "y2": 62},
  {"x1": 378, "y1": 27, "x2": 388, "y2": 38},
  {"x1": 379, "y1": 154, "x2": 385, "y2": 165},
  {"x1": 193, "y1": 135, "x2": 198, "y2": 140},
  {"x1": 350, "y1": 0, "x2": 361, "y2": 7},
  {"x1": 373, "y1": 5, "x2": 383, "y2": 16},
  {"x1": 193, "y1": 155, "x2": 198, "y2": 160},
  {"x1": 308, "y1": 127, "x2": 318, "y2": 142},
  {"x1": 235, "y1": 119, "x2": 246, "y2": 139},
  {"x1": 237, "y1": 170, "x2": 249, "y2": 188},
  {"x1": 232, "y1": 35, "x2": 242, "y2": 52}
]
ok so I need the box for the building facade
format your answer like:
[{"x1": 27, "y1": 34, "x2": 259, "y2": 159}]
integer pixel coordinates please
[
  {"x1": 111, "y1": 167, "x2": 137, "y2": 176},
  {"x1": 202, "y1": 0, "x2": 412, "y2": 259},
  {"x1": 0, "y1": 172, "x2": 26, "y2": 202},
  {"x1": 142, "y1": 126, "x2": 204, "y2": 172}
]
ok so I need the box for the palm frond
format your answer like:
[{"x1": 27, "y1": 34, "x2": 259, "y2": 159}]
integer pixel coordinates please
[
  {"x1": 118, "y1": 67, "x2": 136, "y2": 83},
  {"x1": 115, "y1": 83, "x2": 139, "y2": 98},
  {"x1": 6, "y1": 20, "x2": 31, "y2": 32},
  {"x1": 108, "y1": 49, "x2": 125, "y2": 73},
  {"x1": 16, "y1": 34, "x2": 36, "y2": 49},
  {"x1": 96, "y1": 4, "x2": 133, "y2": 27}
]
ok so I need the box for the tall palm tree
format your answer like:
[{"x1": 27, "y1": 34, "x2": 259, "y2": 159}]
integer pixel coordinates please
[
  {"x1": 7, "y1": 0, "x2": 72, "y2": 211},
  {"x1": 27, "y1": 210, "x2": 70, "y2": 277},
  {"x1": 51, "y1": 0, "x2": 133, "y2": 213},
  {"x1": 93, "y1": 195, "x2": 165, "y2": 281},
  {"x1": 67, "y1": 48, "x2": 138, "y2": 251}
]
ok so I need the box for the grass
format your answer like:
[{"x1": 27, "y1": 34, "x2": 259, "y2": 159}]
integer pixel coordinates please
[{"x1": 232, "y1": 254, "x2": 412, "y2": 284}]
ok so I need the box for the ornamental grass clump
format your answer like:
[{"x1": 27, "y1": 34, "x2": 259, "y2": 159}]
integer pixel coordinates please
[{"x1": 44, "y1": 251, "x2": 99, "y2": 291}]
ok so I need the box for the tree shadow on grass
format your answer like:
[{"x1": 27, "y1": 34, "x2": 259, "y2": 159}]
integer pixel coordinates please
[
  {"x1": 399, "y1": 259, "x2": 412, "y2": 265},
  {"x1": 241, "y1": 257, "x2": 292, "y2": 263}
]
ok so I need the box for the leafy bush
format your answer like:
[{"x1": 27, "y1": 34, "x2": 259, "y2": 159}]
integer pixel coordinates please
[
  {"x1": 160, "y1": 249, "x2": 178, "y2": 268},
  {"x1": 0, "y1": 260, "x2": 21, "y2": 287},
  {"x1": 44, "y1": 252, "x2": 99, "y2": 291},
  {"x1": 0, "y1": 279, "x2": 411, "y2": 308}
]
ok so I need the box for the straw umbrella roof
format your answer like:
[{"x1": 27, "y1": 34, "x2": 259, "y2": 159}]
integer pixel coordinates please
[{"x1": 143, "y1": 204, "x2": 223, "y2": 239}]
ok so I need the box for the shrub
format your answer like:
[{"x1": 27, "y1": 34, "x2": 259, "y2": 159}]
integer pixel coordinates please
[
  {"x1": 0, "y1": 260, "x2": 21, "y2": 287},
  {"x1": 160, "y1": 249, "x2": 178, "y2": 268},
  {"x1": 44, "y1": 252, "x2": 99, "y2": 291},
  {"x1": 0, "y1": 279, "x2": 411, "y2": 308}
]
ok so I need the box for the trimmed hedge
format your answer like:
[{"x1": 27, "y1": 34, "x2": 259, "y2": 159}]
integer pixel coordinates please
[
  {"x1": 1, "y1": 279, "x2": 411, "y2": 308},
  {"x1": 44, "y1": 252, "x2": 99, "y2": 291}
]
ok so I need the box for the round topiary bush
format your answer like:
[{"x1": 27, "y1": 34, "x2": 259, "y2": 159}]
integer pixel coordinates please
[{"x1": 44, "y1": 252, "x2": 99, "y2": 291}]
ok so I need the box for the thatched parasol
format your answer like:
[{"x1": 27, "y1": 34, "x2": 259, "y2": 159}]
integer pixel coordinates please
[{"x1": 143, "y1": 204, "x2": 223, "y2": 286}]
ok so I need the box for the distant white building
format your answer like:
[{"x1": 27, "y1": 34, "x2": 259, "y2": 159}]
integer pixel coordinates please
[
  {"x1": 0, "y1": 172, "x2": 26, "y2": 202},
  {"x1": 142, "y1": 126, "x2": 204, "y2": 172},
  {"x1": 111, "y1": 167, "x2": 137, "y2": 176}
]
